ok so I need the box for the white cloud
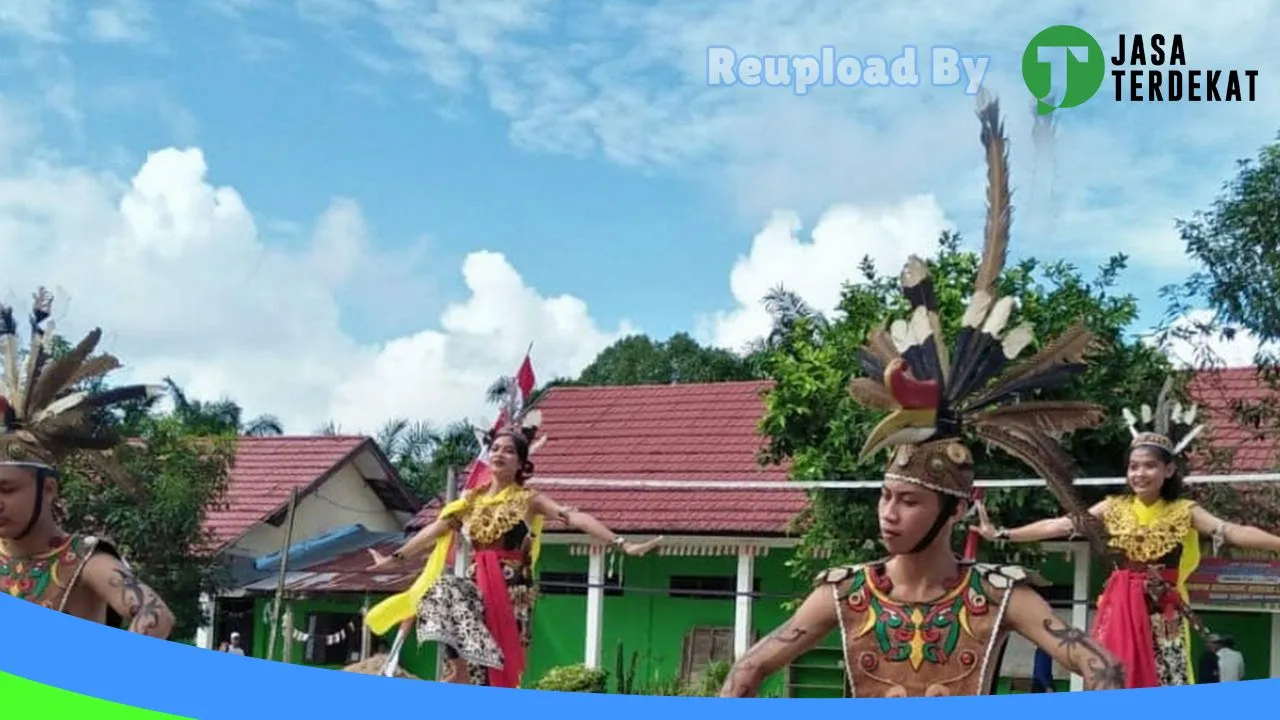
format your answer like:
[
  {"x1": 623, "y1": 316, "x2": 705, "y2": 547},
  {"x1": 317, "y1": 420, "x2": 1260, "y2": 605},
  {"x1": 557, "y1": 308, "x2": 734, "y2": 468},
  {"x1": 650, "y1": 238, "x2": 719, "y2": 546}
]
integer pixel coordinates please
[
  {"x1": 274, "y1": 1, "x2": 1280, "y2": 272},
  {"x1": 0, "y1": 0, "x2": 65, "y2": 42},
  {"x1": 86, "y1": 0, "x2": 154, "y2": 44},
  {"x1": 701, "y1": 195, "x2": 950, "y2": 351},
  {"x1": 1149, "y1": 309, "x2": 1277, "y2": 369},
  {"x1": 0, "y1": 127, "x2": 632, "y2": 435}
]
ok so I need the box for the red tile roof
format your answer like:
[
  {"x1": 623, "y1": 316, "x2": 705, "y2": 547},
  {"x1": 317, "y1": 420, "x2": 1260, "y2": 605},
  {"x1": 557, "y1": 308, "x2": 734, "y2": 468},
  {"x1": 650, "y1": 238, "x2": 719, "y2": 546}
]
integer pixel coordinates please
[
  {"x1": 204, "y1": 436, "x2": 374, "y2": 549},
  {"x1": 1187, "y1": 368, "x2": 1280, "y2": 472},
  {"x1": 412, "y1": 381, "x2": 804, "y2": 536}
]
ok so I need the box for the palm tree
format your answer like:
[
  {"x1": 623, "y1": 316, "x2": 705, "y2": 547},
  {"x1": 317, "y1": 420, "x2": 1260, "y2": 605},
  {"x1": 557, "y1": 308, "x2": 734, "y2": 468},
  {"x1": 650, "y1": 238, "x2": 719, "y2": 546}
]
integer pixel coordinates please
[
  {"x1": 743, "y1": 285, "x2": 830, "y2": 356},
  {"x1": 372, "y1": 418, "x2": 441, "y2": 499},
  {"x1": 161, "y1": 377, "x2": 285, "y2": 436},
  {"x1": 486, "y1": 372, "x2": 555, "y2": 416},
  {"x1": 241, "y1": 415, "x2": 285, "y2": 436},
  {"x1": 315, "y1": 420, "x2": 343, "y2": 435},
  {"x1": 375, "y1": 418, "x2": 441, "y2": 465}
]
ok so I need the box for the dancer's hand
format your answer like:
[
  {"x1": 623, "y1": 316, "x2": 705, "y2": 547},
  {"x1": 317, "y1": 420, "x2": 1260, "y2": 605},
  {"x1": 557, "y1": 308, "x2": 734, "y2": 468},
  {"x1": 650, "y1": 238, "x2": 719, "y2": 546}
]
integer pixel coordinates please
[
  {"x1": 367, "y1": 548, "x2": 400, "y2": 570},
  {"x1": 622, "y1": 536, "x2": 664, "y2": 556},
  {"x1": 973, "y1": 502, "x2": 1000, "y2": 541}
]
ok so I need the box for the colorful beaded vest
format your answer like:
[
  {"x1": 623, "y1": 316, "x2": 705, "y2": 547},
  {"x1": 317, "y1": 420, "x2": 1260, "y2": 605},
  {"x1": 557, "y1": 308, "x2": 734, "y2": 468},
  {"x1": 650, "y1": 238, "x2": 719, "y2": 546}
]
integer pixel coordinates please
[
  {"x1": 0, "y1": 533, "x2": 111, "y2": 612},
  {"x1": 818, "y1": 560, "x2": 1041, "y2": 697}
]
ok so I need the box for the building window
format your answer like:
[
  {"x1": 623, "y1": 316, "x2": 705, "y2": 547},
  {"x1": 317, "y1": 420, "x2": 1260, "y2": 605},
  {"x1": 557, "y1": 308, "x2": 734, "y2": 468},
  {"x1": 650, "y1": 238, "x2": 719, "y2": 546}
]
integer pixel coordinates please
[
  {"x1": 302, "y1": 612, "x2": 362, "y2": 666},
  {"x1": 680, "y1": 626, "x2": 737, "y2": 682},
  {"x1": 538, "y1": 571, "x2": 623, "y2": 597},
  {"x1": 668, "y1": 575, "x2": 760, "y2": 600}
]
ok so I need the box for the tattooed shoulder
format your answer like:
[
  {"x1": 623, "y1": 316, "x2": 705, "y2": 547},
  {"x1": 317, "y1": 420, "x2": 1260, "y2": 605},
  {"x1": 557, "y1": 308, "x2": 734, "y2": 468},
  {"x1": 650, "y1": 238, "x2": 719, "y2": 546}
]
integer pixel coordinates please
[
  {"x1": 1040, "y1": 617, "x2": 1126, "y2": 690},
  {"x1": 86, "y1": 555, "x2": 172, "y2": 638}
]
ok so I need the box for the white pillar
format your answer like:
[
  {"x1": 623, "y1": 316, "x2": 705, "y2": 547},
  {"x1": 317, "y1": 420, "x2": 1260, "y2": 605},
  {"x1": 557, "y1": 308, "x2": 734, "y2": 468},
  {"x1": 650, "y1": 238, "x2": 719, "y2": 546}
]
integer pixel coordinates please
[
  {"x1": 1269, "y1": 613, "x2": 1280, "y2": 678},
  {"x1": 584, "y1": 546, "x2": 605, "y2": 668},
  {"x1": 194, "y1": 592, "x2": 215, "y2": 650},
  {"x1": 282, "y1": 603, "x2": 295, "y2": 664},
  {"x1": 1070, "y1": 543, "x2": 1091, "y2": 692},
  {"x1": 360, "y1": 596, "x2": 372, "y2": 661},
  {"x1": 734, "y1": 548, "x2": 755, "y2": 659}
]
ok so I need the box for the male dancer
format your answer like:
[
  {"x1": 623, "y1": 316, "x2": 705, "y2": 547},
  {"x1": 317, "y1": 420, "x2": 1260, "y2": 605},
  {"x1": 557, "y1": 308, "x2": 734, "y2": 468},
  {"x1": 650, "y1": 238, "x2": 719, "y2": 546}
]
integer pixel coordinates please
[
  {"x1": 0, "y1": 289, "x2": 174, "y2": 638},
  {"x1": 721, "y1": 97, "x2": 1123, "y2": 698}
]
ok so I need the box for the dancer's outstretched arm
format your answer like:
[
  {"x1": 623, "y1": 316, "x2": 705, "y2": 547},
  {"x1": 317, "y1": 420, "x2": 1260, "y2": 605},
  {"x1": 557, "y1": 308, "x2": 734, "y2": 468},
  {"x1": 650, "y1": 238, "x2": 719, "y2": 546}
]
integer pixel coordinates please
[
  {"x1": 718, "y1": 586, "x2": 836, "y2": 697},
  {"x1": 1004, "y1": 584, "x2": 1125, "y2": 691},
  {"x1": 368, "y1": 517, "x2": 458, "y2": 570},
  {"x1": 973, "y1": 499, "x2": 1109, "y2": 543},
  {"x1": 529, "y1": 493, "x2": 662, "y2": 556},
  {"x1": 1192, "y1": 505, "x2": 1280, "y2": 553}
]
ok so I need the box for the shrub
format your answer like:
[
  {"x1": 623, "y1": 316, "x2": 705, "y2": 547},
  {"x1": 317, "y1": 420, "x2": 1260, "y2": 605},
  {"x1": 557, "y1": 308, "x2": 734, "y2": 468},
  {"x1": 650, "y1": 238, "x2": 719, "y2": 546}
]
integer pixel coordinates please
[{"x1": 531, "y1": 664, "x2": 608, "y2": 693}]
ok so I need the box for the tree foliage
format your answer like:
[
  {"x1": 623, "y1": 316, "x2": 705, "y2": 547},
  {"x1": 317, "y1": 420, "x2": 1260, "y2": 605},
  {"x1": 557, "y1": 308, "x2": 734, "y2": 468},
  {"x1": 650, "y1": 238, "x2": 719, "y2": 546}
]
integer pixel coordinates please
[
  {"x1": 570, "y1": 332, "x2": 763, "y2": 386},
  {"x1": 756, "y1": 232, "x2": 1177, "y2": 579},
  {"x1": 1157, "y1": 133, "x2": 1280, "y2": 524},
  {"x1": 319, "y1": 416, "x2": 481, "y2": 501},
  {"x1": 34, "y1": 340, "x2": 235, "y2": 639},
  {"x1": 1176, "y1": 137, "x2": 1280, "y2": 344},
  {"x1": 162, "y1": 377, "x2": 284, "y2": 436}
]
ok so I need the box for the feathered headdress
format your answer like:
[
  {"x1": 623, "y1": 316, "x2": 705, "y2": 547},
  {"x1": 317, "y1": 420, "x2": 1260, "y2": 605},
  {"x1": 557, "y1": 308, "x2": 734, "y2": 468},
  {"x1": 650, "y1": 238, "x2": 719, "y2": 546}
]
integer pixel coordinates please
[
  {"x1": 0, "y1": 287, "x2": 163, "y2": 489},
  {"x1": 846, "y1": 96, "x2": 1111, "y2": 555},
  {"x1": 480, "y1": 375, "x2": 548, "y2": 456},
  {"x1": 1122, "y1": 375, "x2": 1204, "y2": 457}
]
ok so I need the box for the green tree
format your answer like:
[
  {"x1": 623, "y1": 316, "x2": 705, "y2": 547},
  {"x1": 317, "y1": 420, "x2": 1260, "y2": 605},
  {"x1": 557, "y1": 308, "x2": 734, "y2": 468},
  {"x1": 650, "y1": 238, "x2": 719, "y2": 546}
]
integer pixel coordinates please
[
  {"x1": 757, "y1": 232, "x2": 1176, "y2": 580},
  {"x1": 1174, "y1": 136, "x2": 1280, "y2": 345},
  {"x1": 424, "y1": 420, "x2": 482, "y2": 496},
  {"x1": 1158, "y1": 133, "x2": 1280, "y2": 525},
  {"x1": 571, "y1": 332, "x2": 763, "y2": 386},
  {"x1": 319, "y1": 416, "x2": 480, "y2": 501},
  {"x1": 162, "y1": 377, "x2": 284, "y2": 436},
  {"x1": 373, "y1": 418, "x2": 442, "y2": 499},
  {"x1": 57, "y1": 407, "x2": 236, "y2": 641},
  {"x1": 38, "y1": 337, "x2": 235, "y2": 639}
]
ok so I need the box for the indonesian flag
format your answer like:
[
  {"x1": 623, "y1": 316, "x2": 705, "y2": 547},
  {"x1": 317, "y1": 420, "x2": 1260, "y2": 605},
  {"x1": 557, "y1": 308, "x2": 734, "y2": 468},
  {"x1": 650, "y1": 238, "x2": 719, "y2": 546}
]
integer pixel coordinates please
[{"x1": 462, "y1": 353, "x2": 537, "y2": 492}]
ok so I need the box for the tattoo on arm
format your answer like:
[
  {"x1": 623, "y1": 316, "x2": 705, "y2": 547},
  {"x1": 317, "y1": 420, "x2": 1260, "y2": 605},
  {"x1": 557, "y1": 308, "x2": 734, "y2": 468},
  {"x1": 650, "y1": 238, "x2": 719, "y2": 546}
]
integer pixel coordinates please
[
  {"x1": 719, "y1": 623, "x2": 811, "y2": 698},
  {"x1": 108, "y1": 569, "x2": 167, "y2": 637},
  {"x1": 1041, "y1": 618, "x2": 1126, "y2": 690}
]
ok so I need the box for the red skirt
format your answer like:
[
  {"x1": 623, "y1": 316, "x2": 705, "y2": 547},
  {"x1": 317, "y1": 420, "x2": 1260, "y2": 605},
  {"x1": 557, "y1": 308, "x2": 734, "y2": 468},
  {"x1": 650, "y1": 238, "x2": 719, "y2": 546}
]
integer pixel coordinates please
[
  {"x1": 471, "y1": 549, "x2": 527, "y2": 688},
  {"x1": 1091, "y1": 567, "x2": 1181, "y2": 689}
]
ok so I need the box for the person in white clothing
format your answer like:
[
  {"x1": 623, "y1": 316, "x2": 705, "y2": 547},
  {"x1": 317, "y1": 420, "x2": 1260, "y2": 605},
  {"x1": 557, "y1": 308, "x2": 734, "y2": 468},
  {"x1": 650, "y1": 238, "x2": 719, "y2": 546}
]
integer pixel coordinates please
[{"x1": 1215, "y1": 635, "x2": 1244, "y2": 681}]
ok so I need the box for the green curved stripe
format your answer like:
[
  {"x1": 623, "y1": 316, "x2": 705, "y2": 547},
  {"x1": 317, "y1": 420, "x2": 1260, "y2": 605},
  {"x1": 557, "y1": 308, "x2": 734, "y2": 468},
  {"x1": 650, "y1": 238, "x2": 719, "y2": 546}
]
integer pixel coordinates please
[{"x1": 0, "y1": 671, "x2": 192, "y2": 718}]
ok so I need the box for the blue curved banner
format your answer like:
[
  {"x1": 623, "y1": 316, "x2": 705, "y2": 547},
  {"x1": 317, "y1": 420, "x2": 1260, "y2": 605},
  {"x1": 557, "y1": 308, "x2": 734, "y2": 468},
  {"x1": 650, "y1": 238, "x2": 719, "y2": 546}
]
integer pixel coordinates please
[{"x1": 0, "y1": 594, "x2": 1274, "y2": 717}]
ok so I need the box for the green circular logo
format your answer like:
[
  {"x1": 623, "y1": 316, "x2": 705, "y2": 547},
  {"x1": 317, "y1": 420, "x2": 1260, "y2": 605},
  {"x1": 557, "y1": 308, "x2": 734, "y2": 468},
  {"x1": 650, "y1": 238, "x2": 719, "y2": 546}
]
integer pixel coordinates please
[{"x1": 1022, "y1": 25, "x2": 1106, "y2": 114}]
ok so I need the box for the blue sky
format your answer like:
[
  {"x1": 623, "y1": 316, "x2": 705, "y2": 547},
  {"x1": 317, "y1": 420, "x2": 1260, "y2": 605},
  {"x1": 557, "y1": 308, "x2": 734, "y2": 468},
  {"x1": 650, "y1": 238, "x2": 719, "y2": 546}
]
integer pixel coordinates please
[{"x1": 0, "y1": 0, "x2": 1276, "y2": 433}]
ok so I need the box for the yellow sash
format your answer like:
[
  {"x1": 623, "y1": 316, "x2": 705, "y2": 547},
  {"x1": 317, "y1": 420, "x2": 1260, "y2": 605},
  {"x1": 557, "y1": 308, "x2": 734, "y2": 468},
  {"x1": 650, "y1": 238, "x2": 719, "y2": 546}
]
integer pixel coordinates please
[{"x1": 365, "y1": 485, "x2": 545, "y2": 636}]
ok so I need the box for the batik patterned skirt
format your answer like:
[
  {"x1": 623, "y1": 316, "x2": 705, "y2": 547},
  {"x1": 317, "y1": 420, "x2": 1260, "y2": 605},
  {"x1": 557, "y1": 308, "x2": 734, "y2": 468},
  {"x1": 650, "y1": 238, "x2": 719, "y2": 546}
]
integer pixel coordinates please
[{"x1": 416, "y1": 557, "x2": 536, "y2": 686}]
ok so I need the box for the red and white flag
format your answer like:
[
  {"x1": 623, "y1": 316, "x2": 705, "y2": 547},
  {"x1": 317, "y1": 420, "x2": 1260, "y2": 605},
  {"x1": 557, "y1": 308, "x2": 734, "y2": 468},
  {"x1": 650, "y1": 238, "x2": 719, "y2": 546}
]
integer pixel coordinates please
[{"x1": 462, "y1": 352, "x2": 538, "y2": 492}]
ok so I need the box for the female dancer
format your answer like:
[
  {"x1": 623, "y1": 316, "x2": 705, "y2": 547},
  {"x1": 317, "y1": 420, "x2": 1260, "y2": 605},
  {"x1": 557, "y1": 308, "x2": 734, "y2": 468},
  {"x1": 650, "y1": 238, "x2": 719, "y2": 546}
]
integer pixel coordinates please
[
  {"x1": 974, "y1": 380, "x2": 1280, "y2": 688},
  {"x1": 363, "y1": 410, "x2": 661, "y2": 688}
]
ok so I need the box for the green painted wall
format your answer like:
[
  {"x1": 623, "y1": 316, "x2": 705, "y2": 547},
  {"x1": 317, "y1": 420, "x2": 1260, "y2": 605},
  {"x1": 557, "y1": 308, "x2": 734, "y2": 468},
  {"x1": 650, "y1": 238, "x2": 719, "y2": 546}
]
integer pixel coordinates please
[{"x1": 525, "y1": 546, "x2": 805, "y2": 695}]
